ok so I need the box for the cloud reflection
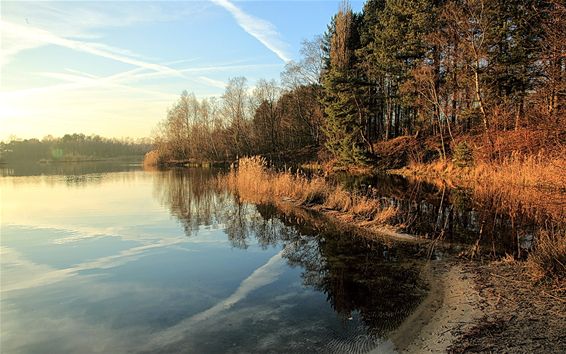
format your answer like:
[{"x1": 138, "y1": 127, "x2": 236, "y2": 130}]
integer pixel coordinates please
[
  {"x1": 146, "y1": 250, "x2": 285, "y2": 349},
  {"x1": 1, "y1": 237, "x2": 186, "y2": 293}
]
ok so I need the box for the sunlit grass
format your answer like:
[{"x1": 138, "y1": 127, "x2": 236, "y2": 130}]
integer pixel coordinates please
[
  {"x1": 221, "y1": 156, "x2": 398, "y2": 226},
  {"x1": 527, "y1": 228, "x2": 566, "y2": 284},
  {"x1": 396, "y1": 144, "x2": 565, "y2": 282},
  {"x1": 224, "y1": 155, "x2": 565, "y2": 282},
  {"x1": 143, "y1": 150, "x2": 161, "y2": 167}
]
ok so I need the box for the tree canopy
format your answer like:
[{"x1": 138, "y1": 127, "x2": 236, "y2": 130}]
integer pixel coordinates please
[{"x1": 154, "y1": 0, "x2": 564, "y2": 166}]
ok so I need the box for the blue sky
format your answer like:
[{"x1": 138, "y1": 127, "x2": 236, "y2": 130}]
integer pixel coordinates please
[{"x1": 0, "y1": 1, "x2": 364, "y2": 140}]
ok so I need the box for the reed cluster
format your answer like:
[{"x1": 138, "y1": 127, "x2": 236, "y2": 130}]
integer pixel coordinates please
[
  {"x1": 223, "y1": 156, "x2": 398, "y2": 225},
  {"x1": 468, "y1": 149, "x2": 565, "y2": 190},
  {"x1": 526, "y1": 228, "x2": 566, "y2": 283},
  {"x1": 143, "y1": 150, "x2": 161, "y2": 167},
  {"x1": 403, "y1": 145, "x2": 565, "y2": 191}
]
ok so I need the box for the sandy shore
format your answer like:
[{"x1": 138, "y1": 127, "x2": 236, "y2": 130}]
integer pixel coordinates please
[
  {"x1": 384, "y1": 262, "x2": 481, "y2": 353},
  {"x1": 273, "y1": 200, "x2": 565, "y2": 353},
  {"x1": 384, "y1": 260, "x2": 565, "y2": 353}
]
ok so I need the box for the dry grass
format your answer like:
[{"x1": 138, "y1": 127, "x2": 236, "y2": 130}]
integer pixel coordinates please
[
  {"x1": 222, "y1": 156, "x2": 398, "y2": 226},
  {"x1": 395, "y1": 142, "x2": 566, "y2": 281},
  {"x1": 526, "y1": 229, "x2": 566, "y2": 283},
  {"x1": 375, "y1": 206, "x2": 399, "y2": 224},
  {"x1": 402, "y1": 148, "x2": 565, "y2": 190},
  {"x1": 143, "y1": 150, "x2": 161, "y2": 167},
  {"x1": 396, "y1": 127, "x2": 566, "y2": 192},
  {"x1": 323, "y1": 185, "x2": 353, "y2": 211},
  {"x1": 469, "y1": 149, "x2": 566, "y2": 190}
]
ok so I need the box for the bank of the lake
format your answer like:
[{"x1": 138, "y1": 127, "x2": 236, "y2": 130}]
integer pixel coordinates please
[
  {"x1": 214, "y1": 189, "x2": 485, "y2": 353},
  {"x1": 222, "y1": 156, "x2": 565, "y2": 353},
  {"x1": 243, "y1": 197, "x2": 565, "y2": 353}
]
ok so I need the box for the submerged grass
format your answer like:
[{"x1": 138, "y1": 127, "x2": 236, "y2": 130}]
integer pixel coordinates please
[{"x1": 394, "y1": 145, "x2": 566, "y2": 283}]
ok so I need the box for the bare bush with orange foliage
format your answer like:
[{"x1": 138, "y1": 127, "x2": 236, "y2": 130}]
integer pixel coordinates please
[{"x1": 143, "y1": 150, "x2": 161, "y2": 167}]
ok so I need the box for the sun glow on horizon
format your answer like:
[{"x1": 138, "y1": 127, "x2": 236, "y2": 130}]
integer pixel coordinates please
[{"x1": 0, "y1": 1, "x2": 355, "y2": 141}]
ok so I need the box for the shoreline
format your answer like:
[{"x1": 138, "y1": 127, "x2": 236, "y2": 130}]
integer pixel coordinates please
[
  {"x1": 388, "y1": 262, "x2": 481, "y2": 353},
  {"x1": 267, "y1": 198, "x2": 564, "y2": 353},
  {"x1": 270, "y1": 198, "x2": 485, "y2": 352},
  {"x1": 222, "y1": 156, "x2": 565, "y2": 352},
  {"x1": 302, "y1": 202, "x2": 485, "y2": 353}
]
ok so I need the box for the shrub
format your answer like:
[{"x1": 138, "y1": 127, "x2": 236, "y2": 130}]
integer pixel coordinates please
[
  {"x1": 452, "y1": 141, "x2": 474, "y2": 168},
  {"x1": 526, "y1": 229, "x2": 566, "y2": 282}
]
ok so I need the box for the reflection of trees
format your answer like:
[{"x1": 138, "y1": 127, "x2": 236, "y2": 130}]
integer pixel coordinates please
[
  {"x1": 153, "y1": 169, "x2": 230, "y2": 235},
  {"x1": 239, "y1": 202, "x2": 427, "y2": 335},
  {"x1": 231, "y1": 204, "x2": 428, "y2": 336},
  {"x1": 223, "y1": 196, "x2": 254, "y2": 249},
  {"x1": 156, "y1": 167, "x2": 558, "y2": 258},
  {"x1": 155, "y1": 170, "x2": 428, "y2": 335},
  {"x1": 1, "y1": 168, "x2": 142, "y2": 188},
  {"x1": 258, "y1": 207, "x2": 427, "y2": 336},
  {"x1": 336, "y1": 173, "x2": 561, "y2": 256},
  {"x1": 1, "y1": 161, "x2": 141, "y2": 177}
]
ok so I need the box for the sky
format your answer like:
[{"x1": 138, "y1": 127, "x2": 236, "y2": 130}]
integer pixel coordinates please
[{"x1": 0, "y1": 0, "x2": 364, "y2": 141}]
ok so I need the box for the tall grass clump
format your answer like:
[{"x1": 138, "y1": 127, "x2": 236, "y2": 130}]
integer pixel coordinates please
[
  {"x1": 222, "y1": 156, "x2": 399, "y2": 226},
  {"x1": 224, "y1": 156, "x2": 330, "y2": 205},
  {"x1": 526, "y1": 228, "x2": 566, "y2": 283},
  {"x1": 470, "y1": 148, "x2": 566, "y2": 190},
  {"x1": 402, "y1": 140, "x2": 565, "y2": 192},
  {"x1": 324, "y1": 186, "x2": 352, "y2": 211},
  {"x1": 143, "y1": 150, "x2": 161, "y2": 167}
]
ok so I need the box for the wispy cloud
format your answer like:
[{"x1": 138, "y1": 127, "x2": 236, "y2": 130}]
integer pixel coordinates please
[
  {"x1": 0, "y1": 20, "x2": 181, "y2": 76},
  {"x1": 0, "y1": 1, "x2": 210, "y2": 68},
  {"x1": 1, "y1": 67, "x2": 176, "y2": 102},
  {"x1": 210, "y1": 0, "x2": 291, "y2": 63},
  {"x1": 38, "y1": 70, "x2": 179, "y2": 100},
  {"x1": 118, "y1": 63, "x2": 282, "y2": 83},
  {"x1": 198, "y1": 76, "x2": 226, "y2": 89}
]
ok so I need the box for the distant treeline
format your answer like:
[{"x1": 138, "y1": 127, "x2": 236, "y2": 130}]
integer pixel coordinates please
[
  {"x1": 1, "y1": 134, "x2": 152, "y2": 162},
  {"x1": 155, "y1": 0, "x2": 564, "y2": 166}
]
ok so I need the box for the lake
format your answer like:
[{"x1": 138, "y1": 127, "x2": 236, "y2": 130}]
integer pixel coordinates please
[{"x1": 1, "y1": 163, "x2": 434, "y2": 353}]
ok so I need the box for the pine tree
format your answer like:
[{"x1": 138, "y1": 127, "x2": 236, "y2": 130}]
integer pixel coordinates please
[{"x1": 322, "y1": 1, "x2": 369, "y2": 165}]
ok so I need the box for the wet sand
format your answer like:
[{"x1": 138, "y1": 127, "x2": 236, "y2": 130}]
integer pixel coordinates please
[
  {"x1": 277, "y1": 199, "x2": 565, "y2": 353},
  {"x1": 388, "y1": 262, "x2": 481, "y2": 353}
]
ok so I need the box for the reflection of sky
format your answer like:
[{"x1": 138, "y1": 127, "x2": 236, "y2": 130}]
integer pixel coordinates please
[{"x1": 0, "y1": 169, "x2": 392, "y2": 353}]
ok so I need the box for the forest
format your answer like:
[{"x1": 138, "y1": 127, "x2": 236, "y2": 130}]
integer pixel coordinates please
[
  {"x1": 152, "y1": 0, "x2": 564, "y2": 170},
  {"x1": 0, "y1": 134, "x2": 152, "y2": 162}
]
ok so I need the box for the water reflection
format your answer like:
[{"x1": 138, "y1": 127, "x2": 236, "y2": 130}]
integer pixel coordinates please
[
  {"x1": 3, "y1": 161, "x2": 561, "y2": 353},
  {"x1": 2, "y1": 165, "x2": 430, "y2": 353},
  {"x1": 155, "y1": 168, "x2": 428, "y2": 337},
  {"x1": 1, "y1": 160, "x2": 141, "y2": 177},
  {"x1": 334, "y1": 173, "x2": 564, "y2": 257},
  {"x1": 153, "y1": 169, "x2": 226, "y2": 233}
]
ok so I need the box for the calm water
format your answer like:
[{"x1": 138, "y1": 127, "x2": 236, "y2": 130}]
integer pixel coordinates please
[
  {"x1": 333, "y1": 173, "x2": 562, "y2": 258},
  {"x1": 1, "y1": 163, "x2": 430, "y2": 354}
]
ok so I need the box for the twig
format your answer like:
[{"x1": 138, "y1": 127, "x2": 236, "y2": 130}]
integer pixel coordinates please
[{"x1": 541, "y1": 290, "x2": 566, "y2": 304}]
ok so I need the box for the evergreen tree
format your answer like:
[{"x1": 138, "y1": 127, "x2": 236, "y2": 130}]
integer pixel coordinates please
[{"x1": 322, "y1": 1, "x2": 369, "y2": 165}]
